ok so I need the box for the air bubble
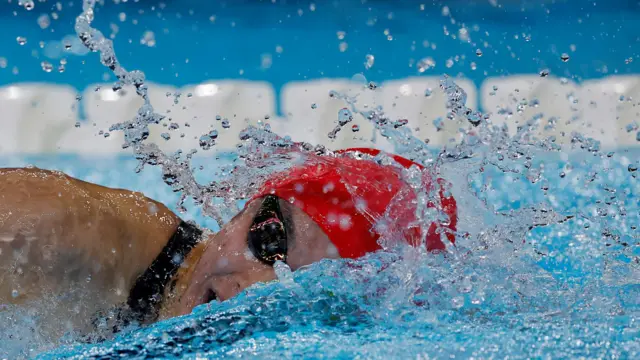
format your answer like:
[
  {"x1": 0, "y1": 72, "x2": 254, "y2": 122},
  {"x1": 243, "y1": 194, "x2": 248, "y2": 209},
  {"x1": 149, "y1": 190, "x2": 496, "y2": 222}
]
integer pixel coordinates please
[
  {"x1": 16, "y1": 36, "x2": 27, "y2": 45},
  {"x1": 75, "y1": 122, "x2": 81, "y2": 128},
  {"x1": 161, "y1": 133, "x2": 170, "y2": 141},
  {"x1": 539, "y1": 69, "x2": 550, "y2": 77},
  {"x1": 629, "y1": 164, "x2": 638, "y2": 173},
  {"x1": 475, "y1": 49, "x2": 483, "y2": 57},
  {"x1": 560, "y1": 53, "x2": 570, "y2": 62},
  {"x1": 351, "y1": 124, "x2": 360, "y2": 132},
  {"x1": 311, "y1": 103, "x2": 317, "y2": 109},
  {"x1": 222, "y1": 119, "x2": 230, "y2": 129}
]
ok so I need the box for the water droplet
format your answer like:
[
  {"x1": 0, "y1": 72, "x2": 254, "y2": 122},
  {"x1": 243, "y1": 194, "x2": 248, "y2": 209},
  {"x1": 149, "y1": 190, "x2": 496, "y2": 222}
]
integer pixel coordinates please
[
  {"x1": 451, "y1": 296, "x2": 464, "y2": 309},
  {"x1": 215, "y1": 115, "x2": 221, "y2": 121},
  {"x1": 311, "y1": 103, "x2": 317, "y2": 109},
  {"x1": 475, "y1": 49, "x2": 483, "y2": 57},
  {"x1": 393, "y1": 119, "x2": 409, "y2": 128},
  {"x1": 74, "y1": 122, "x2": 81, "y2": 128},
  {"x1": 368, "y1": 81, "x2": 377, "y2": 90},
  {"x1": 424, "y1": 88, "x2": 433, "y2": 97},
  {"x1": 351, "y1": 124, "x2": 360, "y2": 132},
  {"x1": 0, "y1": 57, "x2": 7, "y2": 69},
  {"x1": 628, "y1": 164, "x2": 637, "y2": 173},
  {"x1": 11, "y1": 289, "x2": 18, "y2": 298},
  {"x1": 364, "y1": 54, "x2": 375, "y2": 69},
  {"x1": 417, "y1": 57, "x2": 435, "y2": 73},
  {"x1": 338, "y1": 108, "x2": 353, "y2": 126},
  {"x1": 339, "y1": 42, "x2": 348, "y2": 52},
  {"x1": 196, "y1": 131, "x2": 217, "y2": 150},
  {"x1": 560, "y1": 53, "x2": 570, "y2": 62},
  {"x1": 41, "y1": 61, "x2": 53, "y2": 73},
  {"x1": 433, "y1": 117, "x2": 444, "y2": 131},
  {"x1": 75, "y1": 94, "x2": 83, "y2": 101},
  {"x1": 636, "y1": 131, "x2": 640, "y2": 142},
  {"x1": 140, "y1": 31, "x2": 156, "y2": 47},
  {"x1": 539, "y1": 69, "x2": 550, "y2": 77},
  {"x1": 37, "y1": 14, "x2": 50, "y2": 29},
  {"x1": 16, "y1": 36, "x2": 27, "y2": 45},
  {"x1": 221, "y1": 119, "x2": 230, "y2": 129},
  {"x1": 161, "y1": 133, "x2": 170, "y2": 141},
  {"x1": 22, "y1": 0, "x2": 34, "y2": 11},
  {"x1": 445, "y1": 58, "x2": 454, "y2": 68}
]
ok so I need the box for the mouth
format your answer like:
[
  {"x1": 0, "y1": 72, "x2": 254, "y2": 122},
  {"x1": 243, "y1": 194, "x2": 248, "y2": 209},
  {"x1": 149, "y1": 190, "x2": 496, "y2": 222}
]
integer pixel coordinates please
[{"x1": 202, "y1": 287, "x2": 219, "y2": 305}]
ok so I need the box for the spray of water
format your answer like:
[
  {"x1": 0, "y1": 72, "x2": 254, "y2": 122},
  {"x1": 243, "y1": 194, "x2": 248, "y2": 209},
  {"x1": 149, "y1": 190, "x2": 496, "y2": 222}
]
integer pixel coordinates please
[{"x1": 2, "y1": 0, "x2": 638, "y2": 358}]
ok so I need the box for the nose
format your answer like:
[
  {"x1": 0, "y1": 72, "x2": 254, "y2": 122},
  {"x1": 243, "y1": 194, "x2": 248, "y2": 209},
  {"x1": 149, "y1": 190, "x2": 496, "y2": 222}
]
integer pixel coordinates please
[{"x1": 174, "y1": 235, "x2": 277, "y2": 315}]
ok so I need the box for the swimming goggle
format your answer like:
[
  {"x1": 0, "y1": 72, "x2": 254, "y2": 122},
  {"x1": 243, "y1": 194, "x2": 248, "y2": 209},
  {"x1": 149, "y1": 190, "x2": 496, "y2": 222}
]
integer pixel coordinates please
[{"x1": 247, "y1": 195, "x2": 288, "y2": 264}]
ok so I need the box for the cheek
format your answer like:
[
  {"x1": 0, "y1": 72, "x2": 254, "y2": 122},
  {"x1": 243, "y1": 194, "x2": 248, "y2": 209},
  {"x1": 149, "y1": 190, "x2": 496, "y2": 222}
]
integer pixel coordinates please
[{"x1": 205, "y1": 263, "x2": 276, "y2": 302}]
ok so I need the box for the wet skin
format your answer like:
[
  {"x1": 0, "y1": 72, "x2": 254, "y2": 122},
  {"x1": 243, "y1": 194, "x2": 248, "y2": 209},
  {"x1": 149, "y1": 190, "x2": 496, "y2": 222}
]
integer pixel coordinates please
[{"x1": 0, "y1": 168, "x2": 337, "y2": 332}]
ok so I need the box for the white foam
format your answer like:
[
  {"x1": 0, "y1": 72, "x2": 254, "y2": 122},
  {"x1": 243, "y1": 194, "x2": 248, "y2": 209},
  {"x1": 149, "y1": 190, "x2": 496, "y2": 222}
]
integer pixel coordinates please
[
  {"x1": 279, "y1": 79, "x2": 393, "y2": 151},
  {"x1": 0, "y1": 84, "x2": 78, "y2": 153},
  {"x1": 381, "y1": 77, "x2": 478, "y2": 146}
]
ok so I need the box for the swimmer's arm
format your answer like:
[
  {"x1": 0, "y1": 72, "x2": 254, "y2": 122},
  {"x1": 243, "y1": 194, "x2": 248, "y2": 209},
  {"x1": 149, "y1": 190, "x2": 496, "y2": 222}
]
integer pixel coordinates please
[{"x1": 0, "y1": 168, "x2": 180, "y2": 302}]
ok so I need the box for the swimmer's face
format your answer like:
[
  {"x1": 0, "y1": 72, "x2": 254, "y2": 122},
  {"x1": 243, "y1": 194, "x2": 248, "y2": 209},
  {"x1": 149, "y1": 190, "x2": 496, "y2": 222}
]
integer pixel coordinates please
[{"x1": 160, "y1": 197, "x2": 339, "y2": 318}]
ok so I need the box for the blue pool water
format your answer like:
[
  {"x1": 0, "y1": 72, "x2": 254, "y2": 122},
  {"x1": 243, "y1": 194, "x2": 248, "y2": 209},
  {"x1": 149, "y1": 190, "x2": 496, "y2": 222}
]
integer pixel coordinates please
[{"x1": 0, "y1": 0, "x2": 639, "y2": 359}]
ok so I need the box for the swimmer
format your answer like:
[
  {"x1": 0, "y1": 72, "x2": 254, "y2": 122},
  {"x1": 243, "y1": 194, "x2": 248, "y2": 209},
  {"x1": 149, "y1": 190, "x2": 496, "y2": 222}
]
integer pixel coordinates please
[{"x1": 0, "y1": 148, "x2": 456, "y2": 336}]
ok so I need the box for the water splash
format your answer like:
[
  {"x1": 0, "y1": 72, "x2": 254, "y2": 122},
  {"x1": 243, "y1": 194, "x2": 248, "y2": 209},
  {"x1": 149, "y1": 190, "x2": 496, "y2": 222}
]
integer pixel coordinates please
[{"x1": 9, "y1": 0, "x2": 640, "y2": 358}]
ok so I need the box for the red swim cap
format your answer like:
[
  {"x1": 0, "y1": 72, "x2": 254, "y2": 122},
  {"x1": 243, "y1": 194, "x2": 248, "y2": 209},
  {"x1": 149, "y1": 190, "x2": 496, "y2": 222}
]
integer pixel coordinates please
[{"x1": 252, "y1": 148, "x2": 457, "y2": 259}]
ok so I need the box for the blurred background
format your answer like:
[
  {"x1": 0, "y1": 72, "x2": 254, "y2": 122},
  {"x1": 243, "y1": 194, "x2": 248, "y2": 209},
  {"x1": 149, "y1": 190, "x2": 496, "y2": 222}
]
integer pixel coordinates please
[{"x1": 0, "y1": 0, "x2": 638, "y2": 160}]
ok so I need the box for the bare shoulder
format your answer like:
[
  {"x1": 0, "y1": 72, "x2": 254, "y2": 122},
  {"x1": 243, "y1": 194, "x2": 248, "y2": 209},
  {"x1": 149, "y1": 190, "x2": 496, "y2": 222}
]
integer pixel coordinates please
[{"x1": 0, "y1": 167, "x2": 180, "y2": 306}]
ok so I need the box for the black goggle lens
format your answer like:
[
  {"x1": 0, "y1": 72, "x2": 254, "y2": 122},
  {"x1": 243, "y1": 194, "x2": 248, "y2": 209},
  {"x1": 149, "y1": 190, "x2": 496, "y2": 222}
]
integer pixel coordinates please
[{"x1": 247, "y1": 195, "x2": 288, "y2": 264}]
